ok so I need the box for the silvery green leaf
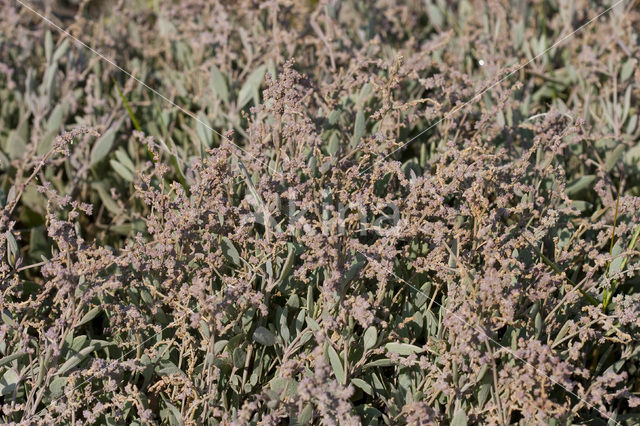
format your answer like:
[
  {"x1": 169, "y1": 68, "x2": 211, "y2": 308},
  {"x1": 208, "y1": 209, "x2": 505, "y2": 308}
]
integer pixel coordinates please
[
  {"x1": 0, "y1": 351, "x2": 27, "y2": 368},
  {"x1": 6, "y1": 232, "x2": 18, "y2": 267},
  {"x1": 298, "y1": 404, "x2": 313, "y2": 424},
  {"x1": 52, "y1": 39, "x2": 70, "y2": 63},
  {"x1": 269, "y1": 377, "x2": 298, "y2": 399},
  {"x1": 363, "y1": 358, "x2": 394, "y2": 369},
  {"x1": 565, "y1": 175, "x2": 596, "y2": 196},
  {"x1": 1, "y1": 309, "x2": 16, "y2": 326},
  {"x1": 278, "y1": 308, "x2": 290, "y2": 344},
  {"x1": 91, "y1": 182, "x2": 121, "y2": 215},
  {"x1": 623, "y1": 85, "x2": 631, "y2": 122},
  {"x1": 70, "y1": 335, "x2": 88, "y2": 352},
  {"x1": 195, "y1": 111, "x2": 213, "y2": 147},
  {"x1": 363, "y1": 326, "x2": 378, "y2": 352},
  {"x1": 605, "y1": 145, "x2": 625, "y2": 172},
  {"x1": 535, "y1": 312, "x2": 542, "y2": 337},
  {"x1": 426, "y1": 1, "x2": 444, "y2": 27},
  {"x1": 7, "y1": 120, "x2": 28, "y2": 160},
  {"x1": 0, "y1": 151, "x2": 9, "y2": 172},
  {"x1": 513, "y1": 19, "x2": 525, "y2": 49},
  {"x1": 76, "y1": 307, "x2": 102, "y2": 328},
  {"x1": 328, "y1": 109, "x2": 341, "y2": 125},
  {"x1": 620, "y1": 58, "x2": 636, "y2": 83},
  {"x1": 163, "y1": 400, "x2": 183, "y2": 426},
  {"x1": 358, "y1": 83, "x2": 372, "y2": 105},
  {"x1": 49, "y1": 376, "x2": 66, "y2": 398},
  {"x1": 55, "y1": 345, "x2": 96, "y2": 376},
  {"x1": 477, "y1": 383, "x2": 491, "y2": 408},
  {"x1": 351, "y1": 378, "x2": 373, "y2": 395},
  {"x1": 90, "y1": 120, "x2": 123, "y2": 166},
  {"x1": 115, "y1": 149, "x2": 136, "y2": 172},
  {"x1": 305, "y1": 317, "x2": 320, "y2": 331},
  {"x1": 210, "y1": 65, "x2": 229, "y2": 104},
  {"x1": 451, "y1": 407, "x2": 468, "y2": 426},
  {"x1": 328, "y1": 133, "x2": 340, "y2": 155},
  {"x1": 232, "y1": 347, "x2": 246, "y2": 369},
  {"x1": 385, "y1": 342, "x2": 424, "y2": 356},
  {"x1": 156, "y1": 360, "x2": 183, "y2": 376},
  {"x1": 327, "y1": 344, "x2": 344, "y2": 384},
  {"x1": 0, "y1": 368, "x2": 18, "y2": 396},
  {"x1": 351, "y1": 110, "x2": 365, "y2": 148},
  {"x1": 274, "y1": 244, "x2": 295, "y2": 287},
  {"x1": 253, "y1": 326, "x2": 276, "y2": 346},
  {"x1": 267, "y1": 58, "x2": 277, "y2": 81},
  {"x1": 110, "y1": 159, "x2": 135, "y2": 182},
  {"x1": 46, "y1": 104, "x2": 65, "y2": 133},
  {"x1": 627, "y1": 114, "x2": 638, "y2": 134},
  {"x1": 609, "y1": 241, "x2": 624, "y2": 276},
  {"x1": 45, "y1": 30, "x2": 53, "y2": 63},
  {"x1": 44, "y1": 62, "x2": 58, "y2": 102},
  {"x1": 237, "y1": 65, "x2": 266, "y2": 109},
  {"x1": 221, "y1": 237, "x2": 241, "y2": 266},
  {"x1": 475, "y1": 363, "x2": 488, "y2": 382}
]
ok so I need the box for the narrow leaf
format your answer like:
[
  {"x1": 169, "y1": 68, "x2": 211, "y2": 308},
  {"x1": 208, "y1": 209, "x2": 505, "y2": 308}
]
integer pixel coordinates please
[
  {"x1": 385, "y1": 342, "x2": 424, "y2": 356},
  {"x1": 55, "y1": 345, "x2": 97, "y2": 376},
  {"x1": 110, "y1": 159, "x2": 135, "y2": 182},
  {"x1": 90, "y1": 121, "x2": 122, "y2": 166},
  {"x1": 327, "y1": 344, "x2": 345, "y2": 384},
  {"x1": 237, "y1": 65, "x2": 266, "y2": 109},
  {"x1": 210, "y1": 66, "x2": 229, "y2": 104}
]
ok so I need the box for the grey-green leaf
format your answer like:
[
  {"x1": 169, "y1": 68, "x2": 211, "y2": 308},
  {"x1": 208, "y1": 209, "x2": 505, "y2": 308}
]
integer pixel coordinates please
[
  {"x1": 221, "y1": 237, "x2": 241, "y2": 266},
  {"x1": 327, "y1": 344, "x2": 344, "y2": 385},
  {"x1": 351, "y1": 110, "x2": 365, "y2": 148},
  {"x1": 385, "y1": 342, "x2": 424, "y2": 356},
  {"x1": 238, "y1": 65, "x2": 266, "y2": 109},
  {"x1": 351, "y1": 378, "x2": 373, "y2": 395},
  {"x1": 115, "y1": 149, "x2": 136, "y2": 172},
  {"x1": 253, "y1": 326, "x2": 276, "y2": 346},
  {"x1": 91, "y1": 182, "x2": 121, "y2": 215},
  {"x1": 53, "y1": 39, "x2": 70, "y2": 63},
  {"x1": 0, "y1": 368, "x2": 18, "y2": 396},
  {"x1": 328, "y1": 133, "x2": 340, "y2": 155},
  {"x1": 76, "y1": 307, "x2": 102, "y2": 328},
  {"x1": 49, "y1": 376, "x2": 67, "y2": 398},
  {"x1": 110, "y1": 159, "x2": 135, "y2": 182},
  {"x1": 363, "y1": 326, "x2": 377, "y2": 352},
  {"x1": 275, "y1": 244, "x2": 296, "y2": 287},
  {"x1": 90, "y1": 121, "x2": 122, "y2": 166},
  {"x1": 609, "y1": 241, "x2": 624, "y2": 276},
  {"x1": 451, "y1": 407, "x2": 468, "y2": 426},
  {"x1": 210, "y1": 66, "x2": 229, "y2": 104},
  {"x1": 195, "y1": 112, "x2": 213, "y2": 148},
  {"x1": 55, "y1": 345, "x2": 96, "y2": 376},
  {"x1": 0, "y1": 351, "x2": 28, "y2": 368},
  {"x1": 605, "y1": 145, "x2": 626, "y2": 172},
  {"x1": 6, "y1": 231, "x2": 18, "y2": 266},
  {"x1": 45, "y1": 30, "x2": 53, "y2": 63},
  {"x1": 620, "y1": 58, "x2": 636, "y2": 83},
  {"x1": 565, "y1": 175, "x2": 596, "y2": 196}
]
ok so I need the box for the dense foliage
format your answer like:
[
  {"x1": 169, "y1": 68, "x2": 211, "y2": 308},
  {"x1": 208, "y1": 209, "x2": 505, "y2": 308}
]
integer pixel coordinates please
[{"x1": 1, "y1": 0, "x2": 640, "y2": 424}]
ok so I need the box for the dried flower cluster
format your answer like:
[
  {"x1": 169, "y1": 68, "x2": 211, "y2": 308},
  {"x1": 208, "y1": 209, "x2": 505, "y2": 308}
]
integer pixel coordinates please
[{"x1": 1, "y1": 0, "x2": 639, "y2": 424}]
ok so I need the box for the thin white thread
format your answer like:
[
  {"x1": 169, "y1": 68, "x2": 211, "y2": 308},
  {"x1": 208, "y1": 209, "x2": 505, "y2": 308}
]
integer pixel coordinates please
[{"x1": 359, "y1": 0, "x2": 626, "y2": 175}]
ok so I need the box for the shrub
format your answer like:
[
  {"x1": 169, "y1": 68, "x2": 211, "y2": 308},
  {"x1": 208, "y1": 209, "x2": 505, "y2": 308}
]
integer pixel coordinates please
[{"x1": 1, "y1": 0, "x2": 639, "y2": 424}]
